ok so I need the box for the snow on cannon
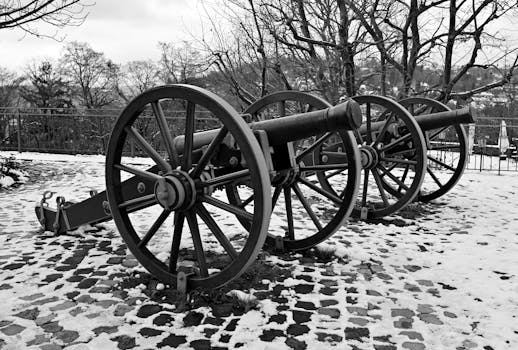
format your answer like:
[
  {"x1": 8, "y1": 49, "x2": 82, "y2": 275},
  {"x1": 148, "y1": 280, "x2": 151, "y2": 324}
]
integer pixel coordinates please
[
  {"x1": 312, "y1": 96, "x2": 475, "y2": 220},
  {"x1": 35, "y1": 84, "x2": 363, "y2": 290}
]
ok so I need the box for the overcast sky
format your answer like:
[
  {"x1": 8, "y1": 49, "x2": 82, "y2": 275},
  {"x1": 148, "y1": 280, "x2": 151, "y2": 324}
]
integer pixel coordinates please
[
  {"x1": 2, "y1": 1, "x2": 518, "y2": 74},
  {"x1": 0, "y1": 0, "x2": 215, "y2": 72}
]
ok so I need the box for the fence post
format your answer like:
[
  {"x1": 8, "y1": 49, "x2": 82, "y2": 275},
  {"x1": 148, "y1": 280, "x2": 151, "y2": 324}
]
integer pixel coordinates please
[{"x1": 16, "y1": 108, "x2": 22, "y2": 153}]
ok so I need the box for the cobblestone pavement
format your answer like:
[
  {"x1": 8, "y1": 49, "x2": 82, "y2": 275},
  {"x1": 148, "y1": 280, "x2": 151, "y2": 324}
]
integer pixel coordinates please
[{"x1": 1, "y1": 159, "x2": 517, "y2": 349}]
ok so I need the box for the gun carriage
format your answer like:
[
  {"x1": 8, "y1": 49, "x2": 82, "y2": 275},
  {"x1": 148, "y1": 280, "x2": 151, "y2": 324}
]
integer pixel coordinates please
[{"x1": 35, "y1": 84, "x2": 474, "y2": 291}]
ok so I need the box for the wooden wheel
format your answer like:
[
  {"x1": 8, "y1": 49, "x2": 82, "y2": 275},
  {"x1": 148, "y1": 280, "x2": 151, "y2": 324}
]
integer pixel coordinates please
[
  {"x1": 106, "y1": 84, "x2": 271, "y2": 289},
  {"x1": 399, "y1": 97, "x2": 468, "y2": 202},
  {"x1": 316, "y1": 95, "x2": 427, "y2": 219},
  {"x1": 227, "y1": 91, "x2": 361, "y2": 251}
]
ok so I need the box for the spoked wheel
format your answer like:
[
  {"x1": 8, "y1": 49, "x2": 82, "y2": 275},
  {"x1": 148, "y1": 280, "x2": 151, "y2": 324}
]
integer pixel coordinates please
[
  {"x1": 106, "y1": 84, "x2": 271, "y2": 289},
  {"x1": 316, "y1": 95, "x2": 427, "y2": 219},
  {"x1": 399, "y1": 97, "x2": 468, "y2": 202},
  {"x1": 226, "y1": 91, "x2": 361, "y2": 251}
]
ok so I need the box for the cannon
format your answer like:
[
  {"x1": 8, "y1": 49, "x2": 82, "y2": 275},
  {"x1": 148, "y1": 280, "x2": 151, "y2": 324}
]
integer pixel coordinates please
[
  {"x1": 398, "y1": 97, "x2": 470, "y2": 202},
  {"x1": 246, "y1": 93, "x2": 474, "y2": 220},
  {"x1": 36, "y1": 84, "x2": 362, "y2": 290},
  {"x1": 313, "y1": 96, "x2": 474, "y2": 219}
]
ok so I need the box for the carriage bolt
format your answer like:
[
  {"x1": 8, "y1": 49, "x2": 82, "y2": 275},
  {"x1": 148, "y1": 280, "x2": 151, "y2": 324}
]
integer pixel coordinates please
[
  {"x1": 102, "y1": 201, "x2": 111, "y2": 215},
  {"x1": 229, "y1": 156, "x2": 239, "y2": 167},
  {"x1": 321, "y1": 155, "x2": 328, "y2": 163},
  {"x1": 137, "y1": 182, "x2": 146, "y2": 193}
]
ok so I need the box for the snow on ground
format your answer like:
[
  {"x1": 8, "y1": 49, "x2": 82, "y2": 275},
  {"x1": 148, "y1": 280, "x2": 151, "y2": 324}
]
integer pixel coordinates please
[{"x1": 0, "y1": 151, "x2": 517, "y2": 350}]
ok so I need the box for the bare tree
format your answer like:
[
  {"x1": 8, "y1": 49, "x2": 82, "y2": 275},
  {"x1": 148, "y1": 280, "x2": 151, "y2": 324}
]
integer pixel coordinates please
[
  {"x1": 0, "y1": 0, "x2": 90, "y2": 38},
  {"x1": 200, "y1": 0, "x2": 370, "y2": 104},
  {"x1": 158, "y1": 41, "x2": 206, "y2": 85},
  {"x1": 0, "y1": 67, "x2": 23, "y2": 106},
  {"x1": 116, "y1": 60, "x2": 159, "y2": 102},
  {"x1": 20, "y1": 60, "x2": 72, "y2": 108},
  {"x1": 61, "y1": 41, "x2": 119, "y2": 109},
  {"x1": 347, "y1": 0, "x2": 518, "y2": 101}
]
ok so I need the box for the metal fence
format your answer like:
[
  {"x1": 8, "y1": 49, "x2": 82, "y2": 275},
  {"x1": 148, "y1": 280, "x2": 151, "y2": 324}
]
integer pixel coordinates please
[
  {"x1": 0, "y1": 106, "x2": 219, "y2": 156},
  {"x1": 0, "y1": 107, "x2": 119, "y2": 154},
  {"x1": 1, "y1": 106, "x2": 518, "y2": 172},
  {"x1": 465, "y1": 116, "x2": 518, "y2": 173}
]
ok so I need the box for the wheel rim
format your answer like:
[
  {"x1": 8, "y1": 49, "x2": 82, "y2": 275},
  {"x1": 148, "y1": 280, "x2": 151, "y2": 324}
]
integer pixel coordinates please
[
  {"x1": 227, "y1": 91, "x2": 361, "y2": 251},
  {"x1": 106, "y1": 84, "x2": 271, "y2": 289},
  {"x1": 399, "y1": 97, "x2": 468, "y2": 202},
  {"x1": 317, "y1": 95, "x2": 427, "y2": 219}
]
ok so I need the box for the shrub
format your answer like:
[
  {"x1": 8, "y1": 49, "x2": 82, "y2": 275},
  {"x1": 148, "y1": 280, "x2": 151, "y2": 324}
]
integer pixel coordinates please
[{"x1": 0, "y1": 155, "x2": 29, "y2": 188}]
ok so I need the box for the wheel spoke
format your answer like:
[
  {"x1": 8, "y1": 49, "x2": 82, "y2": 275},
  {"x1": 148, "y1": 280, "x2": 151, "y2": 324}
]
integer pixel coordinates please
[
  {"x1": 238, "y1": 194, "x2": 254, "y2": 209},
  {"x1": 380, "y1": 157, "x2": 418, "y2": 166},
  {"x1": 300, "y1": 164, "x2": 349, "y2": 172},
  {"x1": 296, "y1": 132, "x2": 333, "y2": 163},
  {"x1": 366, "y1": 103, "x2": 372, "y2": 144},
  {"x1": 118, "y1": 194, "x2": 156, "y2": 209},
  {"x1": 378, "y1": 164, "x2": 410, "y2": 192},
  {"x1": 200, "y1": 195, "x2": 254, "y2": 222},
  {"x1": 284, "y1": 187, "x2": 295, "y2": 240},
  {"x1": 298, "y1": 177, "x2": 342, "y2": 205},
  {"x1": 426, "y1": 166, "x2": 443, "y2": 187},
  {"x1": 326, "y1": 168, "x2": 347, "y2": 179},
  {"x1": 361, "y1": 170, "x2": 369, "y2": 207},
  {"x1": 191, "y1": 127, "x2": 228, "y2": 178},
  {"x1": 183, "y1": 101, "x2": 196, "y2": 171},
  {"x1": 354, "y1": 129, "x2": 364, "y2": 144},
  {"x1": 114, "y1": 164, "x2": 162, "y2": 182},
  {"x1": 380, "y1": 133, "x2": 413, "y2": 153},
  {"x1": 196, "y1": 203, "x2": 238, "y2": 260},
  {"x1": 151, "y1": 101, "x2": 179, "y2": 167},
  {"x1": 271, "y1": 185, "x2": 283, "y2": 209},
  {"x1": 428, "y1": 155, "x2": 456, "y2": 171},
  {"x1": 169, "y1": 212, "x2": 185, "y2": 272},
  {"x1": 186, "y1": 211, "x2": 209, "y2": 278},
  {"x1": 399, "y1": 164, "x2": 410, "y2": 192},
  {"x1": 199, "y1": 169, "x2": 250, "y2": 188},
  {"x1": 371, "y1": 168, "x2": 390, "y2": 207},
  {"x1": 125, "y1": 126, "x2": 171, "y2": 172},
  {"x1": 387, "y1": 148, "x2": 418, "y2": 157},
  {"x1": 372, "y1": 113, "x2": 395, "y2": 146},
  {"x1": 429, "y1": 126, "x2": 449, "y2": 141},
  {"x1": 138, "y1": 209, "x2": 171, "y2": 248},
  {"x1": 292, "y1": 183, "x2": 323, "y2": 231}
]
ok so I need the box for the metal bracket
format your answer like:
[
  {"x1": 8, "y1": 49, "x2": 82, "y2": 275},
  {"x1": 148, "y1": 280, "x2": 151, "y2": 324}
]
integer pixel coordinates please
[
  {"x1": 53, "y1": 196, "x2": 72, "y2": 235},
  {"x1": 275, "y1": 235, "x2": 285, "y2": 252},
  {"x1": 37, "y1": 191, "x2": 54, "y2": 226},
  {"x1": 360, "y1": 206, "x2": 369, "y2": 220},
  {"x1": 175, "y1": 263, "x2": 195, "y2": 310},
  {"x1": 177, "y1": 271, "x2": 188, "y2": 296}
]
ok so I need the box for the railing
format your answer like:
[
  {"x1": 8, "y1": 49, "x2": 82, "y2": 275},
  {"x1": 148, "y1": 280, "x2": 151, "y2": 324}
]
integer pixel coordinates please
[
  {"x1": 0, "y1": 107, "x2": 219, "y2": 156},
  {"x1": 1, "y1": 107, "x2": 518, "y2": 172},
  {"x1": 0, "y1": 107, "x2": 120, "y2": 154},
  {"x1": 465, "y1": 116, "x2": 518, "y2": 173}
]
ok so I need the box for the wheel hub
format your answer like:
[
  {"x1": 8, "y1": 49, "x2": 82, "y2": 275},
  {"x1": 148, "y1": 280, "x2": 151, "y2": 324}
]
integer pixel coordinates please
[
  {"x1": 154, "y1": 170, "x2": 196, "y2": 211},
  {"x1": 359, "y1": 145, "x2": 381, "y2": 169}
]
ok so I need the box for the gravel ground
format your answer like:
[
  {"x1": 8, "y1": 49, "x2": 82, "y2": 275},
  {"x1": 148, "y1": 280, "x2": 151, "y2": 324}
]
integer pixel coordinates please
[{"x1": 0, "y1": 155, "x2": 517, "y2": 350}]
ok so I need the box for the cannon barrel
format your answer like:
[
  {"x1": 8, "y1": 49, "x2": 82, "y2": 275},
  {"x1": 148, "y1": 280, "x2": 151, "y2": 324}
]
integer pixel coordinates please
[
  {"x1": 413, "y1": 106, "x2": 474, "y2": 131},
  {"x1": 174, "y1": 99, "x2": 361, "y2": 150},
  {"x1": 359, "y1": 106, "x2": 474, "y2": 135},
  {"x1": 250, "y1": 99, "x2": 361, "y2": 145}
]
